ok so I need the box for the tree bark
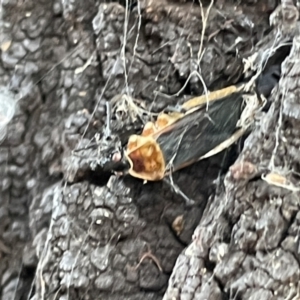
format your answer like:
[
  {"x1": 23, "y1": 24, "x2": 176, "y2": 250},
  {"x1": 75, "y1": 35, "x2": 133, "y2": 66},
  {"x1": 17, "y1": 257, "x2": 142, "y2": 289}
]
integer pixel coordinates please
[{"x1": 1, "y1": 0, "x2": 299, "y2": 300}]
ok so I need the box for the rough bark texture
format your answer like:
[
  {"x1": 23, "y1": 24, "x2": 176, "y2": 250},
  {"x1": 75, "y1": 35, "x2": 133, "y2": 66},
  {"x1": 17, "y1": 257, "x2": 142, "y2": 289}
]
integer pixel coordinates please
[{"x1": 1, "y1": 0, "x2": 300, "y2": 300}]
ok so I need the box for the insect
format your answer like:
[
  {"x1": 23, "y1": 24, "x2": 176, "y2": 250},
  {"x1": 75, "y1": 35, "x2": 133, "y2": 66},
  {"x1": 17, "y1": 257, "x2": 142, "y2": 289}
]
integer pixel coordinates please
[
  {"x1": 100, "y1": 88, "x2": 262, "y2": 181},
  {"x1": 74, "y1": 60, "x2": 283, "y2": 183},
  {"x1": 123, "y1": 84, "x2": 255, "y2": 181}
]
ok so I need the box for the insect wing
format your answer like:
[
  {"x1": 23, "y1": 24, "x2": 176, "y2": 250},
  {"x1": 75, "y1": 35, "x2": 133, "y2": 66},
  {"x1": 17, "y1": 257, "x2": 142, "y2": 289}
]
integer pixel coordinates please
[
  {"x1": 124, "y1": 90, "x2": 246, "y2": 181},
  {"x1": 155, "y1": 91, "x2": 245, "y2": 174}
]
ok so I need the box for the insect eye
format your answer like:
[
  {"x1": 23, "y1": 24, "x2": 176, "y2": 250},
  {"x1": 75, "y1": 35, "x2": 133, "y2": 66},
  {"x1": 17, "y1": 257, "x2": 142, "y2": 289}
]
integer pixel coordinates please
[{"x1": 111, "y1": 151, "x2": 122, "y2": 162}]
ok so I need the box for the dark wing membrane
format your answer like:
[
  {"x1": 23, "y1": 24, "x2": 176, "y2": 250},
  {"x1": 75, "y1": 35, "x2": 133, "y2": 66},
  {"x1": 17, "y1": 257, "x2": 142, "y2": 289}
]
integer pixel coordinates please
[{"x1": 156, "y1": 92, "x2": 245, "y2": 172}]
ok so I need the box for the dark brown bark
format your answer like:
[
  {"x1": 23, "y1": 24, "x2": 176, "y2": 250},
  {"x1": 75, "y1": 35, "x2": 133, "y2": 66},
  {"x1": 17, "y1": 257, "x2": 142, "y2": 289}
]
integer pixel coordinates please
[{"x1": 1, "y1": 0, "x2": 299, "y2": 300}]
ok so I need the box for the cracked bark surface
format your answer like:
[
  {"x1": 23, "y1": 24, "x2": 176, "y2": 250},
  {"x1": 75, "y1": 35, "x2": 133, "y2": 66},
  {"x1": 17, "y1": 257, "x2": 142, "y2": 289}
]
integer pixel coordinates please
[
  {"x1": 1, "y1": 0, "x2": 300, "y2": 300},
  {"x1": 164, "y1": 37, "x2": 300, "y2": 298}
]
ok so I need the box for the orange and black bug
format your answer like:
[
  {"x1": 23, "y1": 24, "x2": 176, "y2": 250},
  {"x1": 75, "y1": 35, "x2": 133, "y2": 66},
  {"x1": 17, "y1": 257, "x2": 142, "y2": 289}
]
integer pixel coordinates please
[
  {"x1": 74, "y1": 61, "x2": 282, "y2": 182},
  {"x1": 74, "y1": 85, "x2": 247, "y2": 180},
  {"x1": 114, "y1": 56, "x2": 287, "y2": 182},
  {"x1": 121, "y1": 84, "x2": 259, "y2": 181}
]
